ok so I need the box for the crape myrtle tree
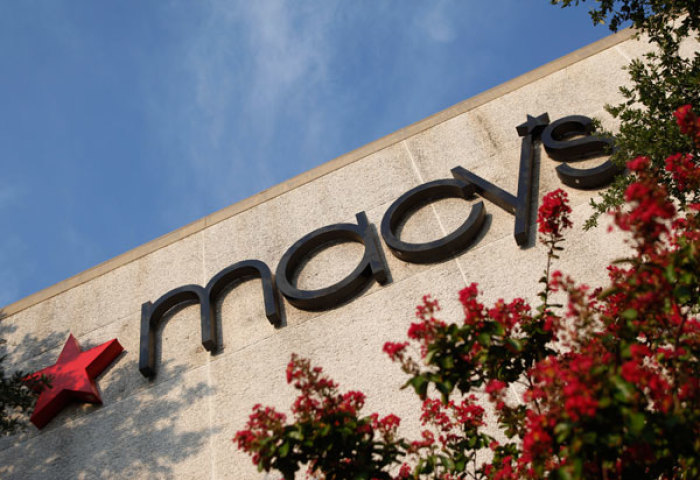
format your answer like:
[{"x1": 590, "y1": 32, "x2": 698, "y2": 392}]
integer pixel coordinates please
[
  {"x1": 235, "y1": 106, "x2": 700, "y2": 479},
  {"x1": 550, "y1": 0, "x2": 700, "y2": 228},
  {"x1": 0, "y1": 353, "x2": 44, "y2": 434},
  {"x1": 234, "y1": 2, "x2": 700, "y2": 477},
  {"x1": 0, "y1": 311, "x2": 48, "y2": 435}
]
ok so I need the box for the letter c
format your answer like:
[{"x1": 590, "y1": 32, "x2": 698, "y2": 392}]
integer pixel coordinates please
[
  {"x1": 276, "y1": 212, "x2": 388, "y2": 311},
  {"x1": 380, "y1": 179, "x2": 486, "y2": 263}
]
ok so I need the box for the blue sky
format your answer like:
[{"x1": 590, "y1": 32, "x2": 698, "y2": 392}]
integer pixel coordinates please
[{"x1": 0, "y1": 1, "x2": 616, "y2": 307}]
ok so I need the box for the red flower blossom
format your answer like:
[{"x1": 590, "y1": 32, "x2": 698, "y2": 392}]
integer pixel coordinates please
[
  {"x1": 627, "y1": 155, "x2": 650, "y2": 172},
  {"x1": 674, "y1": 104, "x2": 700, "y2": 147},
  {"x1": 665, "y1": 152, "x2": 700, "y2": 191},
  {"x1": 235, "y1": 105, "x2": 700, "y2": 479},
  {"x1": 377, "y1": 413, "x2": 401, "y2": 432},
  {"x1": 486, "y1": 379, "x2": 507, "y2": 395},
  {"x1": 383, "y1": 341, "x2": 409, "y2": 361},
  {"x1": 459, "y1": 283, "x2": 485, "y2": 325},
  {"x1": 538, "y1": 188, "x2": 573, "y2": 237}
]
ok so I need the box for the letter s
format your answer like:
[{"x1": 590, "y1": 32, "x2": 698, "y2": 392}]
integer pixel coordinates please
[{"x1": 541, "y1": 115, "x2": 622, "y2": 189}]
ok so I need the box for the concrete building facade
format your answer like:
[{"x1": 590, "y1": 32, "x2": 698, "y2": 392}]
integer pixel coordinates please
[{"x1": 0, "y1": 29, "x2": 665, "y2": 479}]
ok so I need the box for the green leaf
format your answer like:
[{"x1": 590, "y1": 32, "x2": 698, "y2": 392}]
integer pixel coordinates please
[
  {"x1": 554, "y1": 422, "x2": 571, "y2": 443},
  {"x1": 621, "y1": 309, "x2": 638, "y2": 320},
  {"x1": 278, "y1": 441, "x2": 290, "y2": 458},
  {"x1": 620, "y1": 343, "x2": 631, "y2": 359},
  {"x1": 477, "y1": 332, "x2": 492, "y2": 347},
  {"x1": 440, "y1": 355, "x2": 455, "y2": 369},
  {"x1": 493, "y1": 322, "x2": 506, "y2": 337},
  {"x1": 436, "y1": 380, "x2": 453, "y2": 402},
  {"x1": 439, "y1": 455, "x2": 456, "y2": 470},
  {"x1": 628, "y1": 412, "x2": 646, "y2": 435},
  {"x1": 409, "y1": 375, "x2": 429, "y2": 398},
  {"x1": 612, "y1": 375, "x2": 635, "y2": 402},
  {"x1": 553, "y1": 467, "x2": 574, "y2": 480},
  {"x1": 665, "y1": 263, "x2": 677, "y2": 282},
  {"x1": 505, "y1": 338, "x2": 523, "y2": 352}
]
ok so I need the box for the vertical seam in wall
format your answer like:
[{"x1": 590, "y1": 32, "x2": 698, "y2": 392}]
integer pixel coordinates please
[
  {"x1": 401, "y1": 141, "x2": 469, "y2": 285},
  {"x1": 402, "y1": 139, "x2": 425, "y2": 184},
  {"x1": 613, "y1": 44, "x2": 634, "y2": 62},
  {"x1": 201, "y1": 235, "x2": 217, "y2": 479},
  {"x1": 206, "y1": 358, "x2": 217, "y2": 479},
  {"x1": 613, "y1": 45, "x2": 635, "y2": 65}
]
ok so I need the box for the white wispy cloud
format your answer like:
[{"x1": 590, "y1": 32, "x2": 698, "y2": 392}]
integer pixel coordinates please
[
  {"x1": 145, "y1": 0, "x2": 509, "y2": 226},
  {"x1": 414, "y1": 0, "x2": 457, "y2": 44},
  {"x1": 235, "y1": 1, "x2": 334, "y2": 126},
  {"x1": 153, "y1": 0, "x2": 339, "y2": 218}
]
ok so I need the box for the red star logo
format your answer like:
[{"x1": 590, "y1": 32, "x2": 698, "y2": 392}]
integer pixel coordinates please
[{"x1": 27, "y1": 334, "x2": 123, "y2": 429}]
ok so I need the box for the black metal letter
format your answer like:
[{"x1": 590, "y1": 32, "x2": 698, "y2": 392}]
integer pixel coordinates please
[
  {"x1": 205, "y1": 259, "x2": 281, "y2": 327},
  {"x1": 276, "y1": 212, "x2": 388, "y2": 311},
  {"x1": 139, "y1": 260, "x2": 280, "y2": 379},
  {"x1": 541, "y1": 115, "x2": 621, "y2": 189},
  {"x1": 139, "y1": 285, "x2": 211, "y2": 378},
  {"x1": 380, "y1": 179, "x2": 485, "y2": 263},
  {"x1": 452, "y1": 113, "x2": 549, "y2": 246}
]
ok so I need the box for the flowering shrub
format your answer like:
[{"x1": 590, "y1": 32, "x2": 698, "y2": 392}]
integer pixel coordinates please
[
  {"x1": 234, "y1": 354, "x2": 404, "y2": 480},
  {"x1": 235, "y1": 106, "x2": 700, "y2": 479}
]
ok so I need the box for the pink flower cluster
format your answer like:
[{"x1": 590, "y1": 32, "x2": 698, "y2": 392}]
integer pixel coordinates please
[
  {"x1": 235, "y1": 105, "x2": 700, "y2": 480},
  {"x1": 537, "y1": 188, "x2": 573, "y2": 238},
  {"x1": 674, "y1": 104, "x2": 700, "y2": 148}
]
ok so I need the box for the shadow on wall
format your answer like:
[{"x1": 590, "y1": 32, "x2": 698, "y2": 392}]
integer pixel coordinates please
[
  {"x1": 0, "y1": 309, "x2": 68, "y2": 369},
  {"x1": 0, "y1": 310, "x2": 218, "y2": 479}
]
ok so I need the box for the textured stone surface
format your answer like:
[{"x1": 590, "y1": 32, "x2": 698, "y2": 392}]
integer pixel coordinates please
[
  {"x1": 0, "y1": 34, "x2": 659, "y2": 479},
  {"x1": 201, "y1": 142, "x2": 419, "y2": 281},
  {"x1": 208, "y1": 260, "x2": 467, "y2": 479},
  {"x1": 0, "y1": 366, "x2": 214, "y2": 479}
]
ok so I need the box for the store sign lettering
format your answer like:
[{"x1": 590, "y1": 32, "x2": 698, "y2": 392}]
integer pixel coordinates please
[{"x1": 139, "y1": 113, "x2": 619, "y2": 378}]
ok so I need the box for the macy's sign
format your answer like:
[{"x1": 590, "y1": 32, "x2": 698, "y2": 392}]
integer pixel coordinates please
[{"x1": 139, "y1": 113, "x2": 618, "y2": 378}]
